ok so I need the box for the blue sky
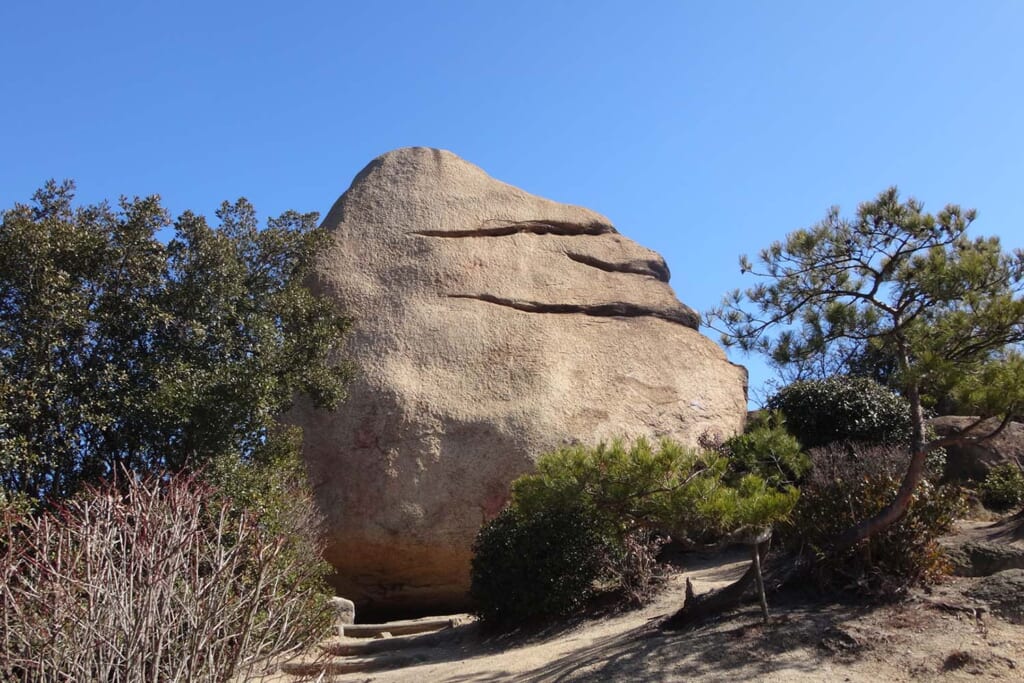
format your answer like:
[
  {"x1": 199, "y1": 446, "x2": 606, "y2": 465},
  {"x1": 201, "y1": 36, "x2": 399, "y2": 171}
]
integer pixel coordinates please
[{"x1": 2, "y1": 1, "x2": 1022, "y2": 403}]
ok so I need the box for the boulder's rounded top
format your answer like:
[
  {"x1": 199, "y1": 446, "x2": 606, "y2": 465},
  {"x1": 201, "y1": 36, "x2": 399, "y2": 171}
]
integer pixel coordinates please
[
  {"x1": 347, "y1": 147, "x2": 498, "y2": 200},
  {"x1": 351, "y1": 147, "x2": 473, "y2": 185},
  {"x1": 325, "y1": 147, "x2": 613, "y2": 235},
  {"x1": 371, "y1": 146, "x2": 465, "y2": 164}
]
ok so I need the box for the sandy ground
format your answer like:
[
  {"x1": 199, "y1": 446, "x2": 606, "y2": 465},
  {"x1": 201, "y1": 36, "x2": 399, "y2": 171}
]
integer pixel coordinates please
[{"x1": 270, "y1": 518, "x2": 1024, "y2": 682}]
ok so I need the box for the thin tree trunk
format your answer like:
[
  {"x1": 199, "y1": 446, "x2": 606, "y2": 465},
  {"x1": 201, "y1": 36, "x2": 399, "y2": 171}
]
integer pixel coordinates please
[{"x1": 752, "y1": 543, "x2": 769, "y2": 624}]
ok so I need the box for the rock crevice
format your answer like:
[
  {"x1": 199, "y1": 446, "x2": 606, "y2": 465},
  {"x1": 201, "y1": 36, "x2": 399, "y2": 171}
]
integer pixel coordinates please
[
  {"x1": 410, "y1": 219, "x2": 613, "y2": 239},
  {"x1": 564, "y1": 251, "x2": 670, "y2": 282},
  {"x1": 447, "y1": 293, "x2": 698, "y2": 329}
]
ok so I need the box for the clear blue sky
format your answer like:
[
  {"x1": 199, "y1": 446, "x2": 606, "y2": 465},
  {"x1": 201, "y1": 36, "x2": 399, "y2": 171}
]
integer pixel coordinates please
[{"x1": 3, "y1": 1, "x2": 1022, "y2": 403}]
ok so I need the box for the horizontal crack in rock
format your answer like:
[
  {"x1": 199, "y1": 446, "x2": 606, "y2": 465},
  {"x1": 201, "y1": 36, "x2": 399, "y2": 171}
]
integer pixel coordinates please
[
  {"x1": 411, "y1": 220, "x2": 615, "y2": 238},
  {"x1": 565, "y1": 251, "x2": 670, "y2": 282},
  {"x1": 448, "y1": 293, "x2": 698, "y2": 329}
]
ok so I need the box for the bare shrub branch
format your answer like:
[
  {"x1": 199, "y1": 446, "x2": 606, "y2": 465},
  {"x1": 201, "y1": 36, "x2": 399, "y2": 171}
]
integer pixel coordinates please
[{"x1": 0, "y1": 472, "x2": 329, "y2": 681}]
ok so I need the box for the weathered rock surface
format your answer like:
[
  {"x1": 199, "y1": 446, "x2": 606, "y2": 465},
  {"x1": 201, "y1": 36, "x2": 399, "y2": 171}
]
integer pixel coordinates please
[
  {"x1": 945, "y1": 540, "x2": 1024, "y2": 577},
  {"x1": 969, "y1": 569, "x2": 1024, "y2": 624},
  {"x1": 930, "y1": 416, "x2": 1024, "y2": 481},
  {"x1": 292, "y1": 147, "x2": 747, "y2": 612}
]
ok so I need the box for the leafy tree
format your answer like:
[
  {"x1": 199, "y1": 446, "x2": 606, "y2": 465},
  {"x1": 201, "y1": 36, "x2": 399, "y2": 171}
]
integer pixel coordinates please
[
  {"x1": 708, "y1": 187, "x2": 1024, "y2": 547},
  {"x1": 0, "y1": 181, "x2": 351, "y2": 504},
  {"x1": 805, "y1": 333, "x2": 963, "y2": 414}
]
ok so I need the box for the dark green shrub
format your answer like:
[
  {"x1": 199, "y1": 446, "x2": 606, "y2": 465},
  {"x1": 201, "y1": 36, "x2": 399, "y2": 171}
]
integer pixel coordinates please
[
  {"x1": 470, "y1": 505, "x2": 605, "y2": 624},
  {"x1": 784, "y1": 443, "x2": 965, "y2": 595},
  {"x1": 979, "y1": 463, "x2": 1024, "y2": 512},
  {"x1": 767, "y1": 377, "x2": 912, "y2": 449},
  {"x1": 470, "y1": 438, "x2": 800, "y2": 624}
]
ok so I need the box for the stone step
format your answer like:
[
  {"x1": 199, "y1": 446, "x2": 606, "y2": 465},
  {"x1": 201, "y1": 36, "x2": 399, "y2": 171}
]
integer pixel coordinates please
[
  {"x1": 341, "y1": 613, "x2": 469, "y2": 638},
  {"x1": 320, "y1": 625, "x2": 464, "y2": 657},
  {"x1": 280, "y1": 651, "x2": 430, "y2": 677},
  {"x1": 278, "y1": 613, "x2": 473, "y2": 678}
]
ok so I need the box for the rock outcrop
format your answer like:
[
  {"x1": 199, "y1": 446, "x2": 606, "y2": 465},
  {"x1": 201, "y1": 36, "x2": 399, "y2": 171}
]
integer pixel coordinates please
[
  {"x1": 930, "y1": 416, "x2": 1024, "y2": 481},
  {"x1": 945, "y1": 540, "x2": 1024, "y2": 577},
  {"x1": 292, "y1": 147, "x2": 747, "y2": 613},
  {"x1": 969, "y1": 569, "x2": 1024, "y2": 624}
]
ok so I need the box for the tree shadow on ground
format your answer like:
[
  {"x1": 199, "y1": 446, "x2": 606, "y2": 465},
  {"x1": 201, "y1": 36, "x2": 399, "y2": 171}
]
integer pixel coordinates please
[
  {"x1": 983, "y1": 511, "x2": 1024, "y2": 543},
  {"x1": 436, "y1": 587, "x2": 873, "y2": 683},
  {"x1": 292, "y1": 547, "x2": 878, "y2": 682}
]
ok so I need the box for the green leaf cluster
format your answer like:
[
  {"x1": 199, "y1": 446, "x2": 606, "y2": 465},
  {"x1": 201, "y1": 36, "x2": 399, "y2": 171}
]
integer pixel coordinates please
[
  {"x1": 978, "y1": 463, "x2": 1024, "y2": 512},
  {"x1": 0, "y1": 181, "x2": 352, "y2": 504},
  {"x1": 511, "y1": 438, "x2": 797, "y2": 545},
  {"x1": 718, "y1": 410, "x2": 809, "y2": 488}
]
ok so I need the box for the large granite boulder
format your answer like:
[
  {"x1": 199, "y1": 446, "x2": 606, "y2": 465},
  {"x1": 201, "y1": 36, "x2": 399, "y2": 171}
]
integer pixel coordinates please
[{"x1": 293, "y1": 147, "x2": 747, "y2": 613}]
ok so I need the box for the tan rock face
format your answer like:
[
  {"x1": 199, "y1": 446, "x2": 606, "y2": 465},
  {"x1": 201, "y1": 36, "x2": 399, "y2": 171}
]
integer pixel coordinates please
[{"x1": 293, "y1": 147, "x2": 747, "y2": 613}]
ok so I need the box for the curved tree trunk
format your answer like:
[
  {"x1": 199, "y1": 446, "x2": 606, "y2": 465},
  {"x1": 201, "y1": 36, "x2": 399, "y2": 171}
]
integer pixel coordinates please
[
  {"x1": 832, "y1": 374, "x2": 927, "y2": 552},
  {"x1": 831, "y1": 387, "x2": 1014, "y2": 554},
  {"x1": 832, "y1": 447, "x2": 928, "y2": 551}
]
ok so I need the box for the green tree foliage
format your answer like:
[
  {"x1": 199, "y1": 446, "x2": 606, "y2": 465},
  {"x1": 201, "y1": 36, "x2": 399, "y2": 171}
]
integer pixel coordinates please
[
  {"x1": 825, "y1": 336, "x2": 964, "y2": 414},
  {"x1": 709, "y1": 187, "x2": 1024, "y2": 546},
  {"x1": 714, "y1": 411, "x2": 809, "y2": 488},
  {"x1": 470, "y1": 505, "x2": 606, "y2": 624},
  {"x1": 512, "y1": 438, "x2": 798, "y2": 545},
  {"x1": 0, "y1": 181, "x2": 351, "y2": 504},
  {"x1": 766, "y1": 377, "x2": 912, "y2": 449}
]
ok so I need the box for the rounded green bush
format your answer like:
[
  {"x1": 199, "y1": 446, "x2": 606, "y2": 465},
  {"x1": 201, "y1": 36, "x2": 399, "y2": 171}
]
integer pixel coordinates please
[
  {"x1": 766, "y1": 376, "x2": 912, "y2": 449},
  {"x1": 979, "y1": 463, "x2": 1024, "y2": 512},
  {"x1": 470, "y1": 505, "x2": 605, "y2": 624}
]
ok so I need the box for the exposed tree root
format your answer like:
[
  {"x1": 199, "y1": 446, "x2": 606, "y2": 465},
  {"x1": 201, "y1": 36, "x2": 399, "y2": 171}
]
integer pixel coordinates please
[{"x1": 660, "y1": 539, "x2": 770, "y2": 630}]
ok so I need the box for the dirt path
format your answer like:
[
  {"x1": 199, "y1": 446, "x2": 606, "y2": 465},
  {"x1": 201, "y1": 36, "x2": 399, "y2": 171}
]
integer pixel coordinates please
[{"x1": 273, "y1": 521, "x2": 1024, "y2": 682}]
